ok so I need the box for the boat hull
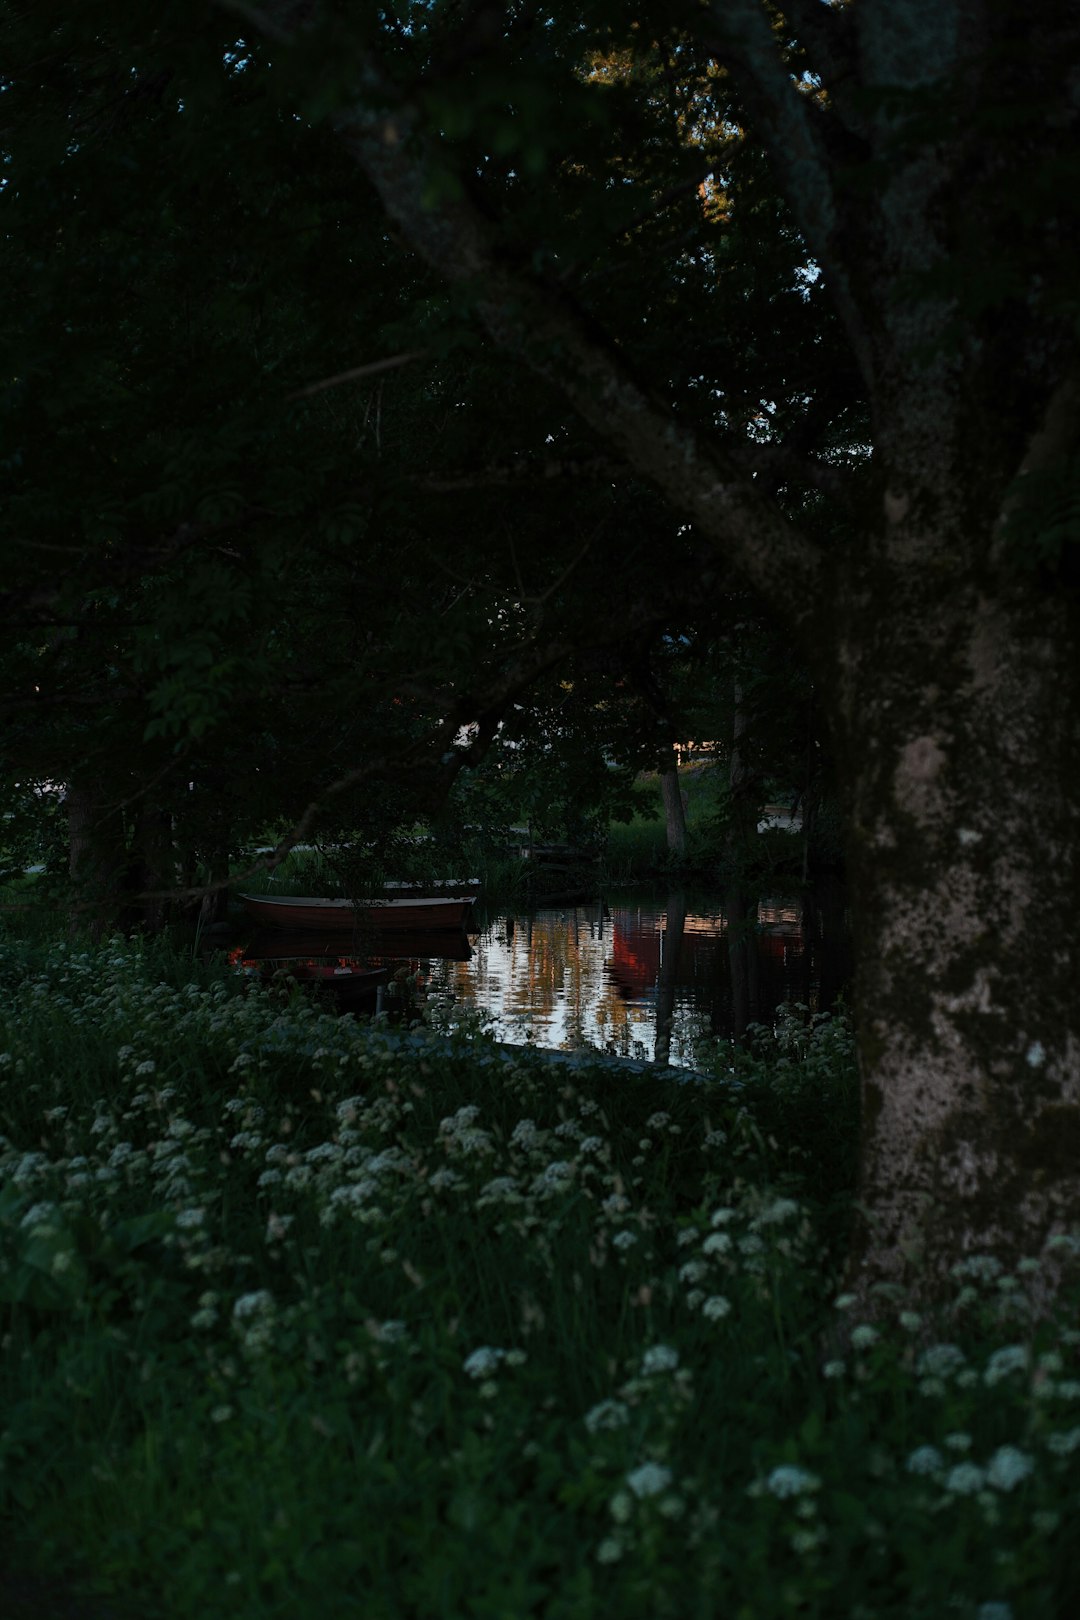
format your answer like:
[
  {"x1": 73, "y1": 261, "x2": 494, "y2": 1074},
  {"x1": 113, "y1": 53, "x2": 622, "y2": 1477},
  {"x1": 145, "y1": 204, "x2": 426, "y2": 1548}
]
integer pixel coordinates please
[{"x1": 239, "y1": 893, "x2": 477, "y2": 933}]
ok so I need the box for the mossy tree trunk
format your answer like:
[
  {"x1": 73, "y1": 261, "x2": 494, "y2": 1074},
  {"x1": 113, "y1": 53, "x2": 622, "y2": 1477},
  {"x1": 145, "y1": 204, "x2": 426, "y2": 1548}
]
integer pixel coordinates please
[{"x1": 827, "y1": 541, "x2": 1080, "y2": 1300}]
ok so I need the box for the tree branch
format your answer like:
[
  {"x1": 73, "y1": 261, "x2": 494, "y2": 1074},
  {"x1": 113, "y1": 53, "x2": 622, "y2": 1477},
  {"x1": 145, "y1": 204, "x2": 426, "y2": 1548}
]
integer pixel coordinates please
[
  {"x1": 701, "y1": 0, "x2": 874, "y2": 388},
  {"x1": 287, "y1": 348, "x2": 426, "y2": 400},
  {"x1": 217, "y1": 15, "x2": 826, "y2": 633}
]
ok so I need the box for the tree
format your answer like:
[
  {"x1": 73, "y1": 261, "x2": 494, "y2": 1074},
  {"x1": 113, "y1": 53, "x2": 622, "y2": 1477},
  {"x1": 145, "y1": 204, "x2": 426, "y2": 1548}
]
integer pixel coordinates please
[
  {"x1": 4, "y1": 1, "x2": 1078, "y2": 1307},
  {"x1": 204, "y1": 0, "x2": 1080, "y2": 1305}
]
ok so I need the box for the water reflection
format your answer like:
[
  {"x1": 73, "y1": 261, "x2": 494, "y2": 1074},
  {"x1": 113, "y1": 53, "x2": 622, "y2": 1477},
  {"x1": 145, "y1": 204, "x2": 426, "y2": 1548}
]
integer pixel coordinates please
[{"x1": 425, "y1": 884, "x2": 850, "y2": 1064}]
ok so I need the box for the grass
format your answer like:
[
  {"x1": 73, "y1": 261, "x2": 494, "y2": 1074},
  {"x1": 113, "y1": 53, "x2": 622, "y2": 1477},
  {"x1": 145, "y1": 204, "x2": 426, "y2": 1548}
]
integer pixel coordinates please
[{"x1": 0, "y1": 931, "x2": 1078, "y2": 1618}]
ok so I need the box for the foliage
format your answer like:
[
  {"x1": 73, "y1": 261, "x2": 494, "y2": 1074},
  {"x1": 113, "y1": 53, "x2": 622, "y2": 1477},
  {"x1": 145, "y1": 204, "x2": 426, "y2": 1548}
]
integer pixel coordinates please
[
  {"x1": 0, "y1": 935, "x2": 1078, "y2": 1617},
  {"x1": 0, "y1": 0, "x2": 839, "y2": 917}
]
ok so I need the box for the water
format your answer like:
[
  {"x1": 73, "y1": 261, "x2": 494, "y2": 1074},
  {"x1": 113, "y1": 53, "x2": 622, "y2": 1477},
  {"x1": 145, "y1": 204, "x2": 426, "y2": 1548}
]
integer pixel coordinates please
[{"x1": 423, "y1": 883, "x2": 851, "y2": 1065}]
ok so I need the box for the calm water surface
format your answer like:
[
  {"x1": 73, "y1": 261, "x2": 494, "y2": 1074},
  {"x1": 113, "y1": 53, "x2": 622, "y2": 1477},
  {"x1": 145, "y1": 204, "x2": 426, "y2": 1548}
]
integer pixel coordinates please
[{"x1": 423, "y1": 884, "x2": 851, "y2": 1064}]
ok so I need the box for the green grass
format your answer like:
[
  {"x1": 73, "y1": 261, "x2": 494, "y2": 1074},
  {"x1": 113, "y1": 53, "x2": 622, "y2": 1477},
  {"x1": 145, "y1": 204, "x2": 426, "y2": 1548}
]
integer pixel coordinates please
[
  {"x1": 602, "y1": 766, "x2": 728, "y2": 880},
  {"x1": 0, "y1": 932, "x2": 1078, "y2": 1619}
]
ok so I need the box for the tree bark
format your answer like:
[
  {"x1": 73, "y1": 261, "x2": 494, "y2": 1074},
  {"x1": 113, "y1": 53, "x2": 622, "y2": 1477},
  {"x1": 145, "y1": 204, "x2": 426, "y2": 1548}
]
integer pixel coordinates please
[
  {"x1": 659, "y1": 762, "x2": 688, "y2": 862},
  {"x1": 829, "y1": 555, "x2": 1080, "y2": 1302},
  {"x1": 726, "y1": 682, "x2": 760, "y2": 868}
]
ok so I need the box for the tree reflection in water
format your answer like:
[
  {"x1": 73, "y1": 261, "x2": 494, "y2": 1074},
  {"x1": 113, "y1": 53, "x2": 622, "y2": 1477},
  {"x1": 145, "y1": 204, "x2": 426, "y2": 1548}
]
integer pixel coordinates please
[{"x1": 424, "y1": 884, "x2": 850, "y2": 1063}]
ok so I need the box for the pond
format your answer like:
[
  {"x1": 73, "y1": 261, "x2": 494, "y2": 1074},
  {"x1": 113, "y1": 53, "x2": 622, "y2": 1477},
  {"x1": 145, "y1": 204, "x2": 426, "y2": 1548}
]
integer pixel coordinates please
[
  {"x1": 423, "y1": 881, "x2": 851, "y2": 1064},
  {"x1": 226, "y1": 880, "x2": 851, "y2": 1064}
]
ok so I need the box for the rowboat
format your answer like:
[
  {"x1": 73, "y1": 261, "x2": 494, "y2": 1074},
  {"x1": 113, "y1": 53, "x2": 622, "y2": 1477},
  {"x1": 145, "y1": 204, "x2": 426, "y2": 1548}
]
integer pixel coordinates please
[{"x1": 239, "y1": 892, "x2": 477, "y2": 933}]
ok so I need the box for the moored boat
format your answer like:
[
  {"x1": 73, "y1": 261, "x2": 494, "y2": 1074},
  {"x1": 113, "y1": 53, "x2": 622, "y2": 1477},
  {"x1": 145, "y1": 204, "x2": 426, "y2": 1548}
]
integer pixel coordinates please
[{"x1": 239, "y1": 892, "x2": 477, "y2": 933}]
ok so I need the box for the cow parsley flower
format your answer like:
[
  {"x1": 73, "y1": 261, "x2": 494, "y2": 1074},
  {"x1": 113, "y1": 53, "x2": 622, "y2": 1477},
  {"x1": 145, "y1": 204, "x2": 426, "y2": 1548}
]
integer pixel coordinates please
[
  {"x1": 764, "y1": 1465, "x2": 821, "y2": 1499},
  {"x1": 986, "y1": 1446, "x2": 1034, "y2": 1492},
  {"x1": 641, "y1": 1344, "x2": 679, "y2": 1376},
  {"x1": 626, "y1": 1462, "x2": 673, "y2": 1499},
  {"x1": 917, "y1": 1344, "x2": 966, "y2": 1378},
  {"x1": 944, "y1": 1462, "x2": 986, "y2": 1496},
  {"x1": 702, "y1": 1295, "x2": 732, "y2": 1321},
  {"x1": 984, "y1": 1345, "x2": 1029, "y2": 1386},
  {"x1": 585, "y1": 1399, "x2": 630, "y2": 1434},
  {"x1": 905, "y1": 1446, "x2": 945, "y2": 1476},
  {"x1": 463, "y1": 1346, "x2": 504, "y2": 1379}
]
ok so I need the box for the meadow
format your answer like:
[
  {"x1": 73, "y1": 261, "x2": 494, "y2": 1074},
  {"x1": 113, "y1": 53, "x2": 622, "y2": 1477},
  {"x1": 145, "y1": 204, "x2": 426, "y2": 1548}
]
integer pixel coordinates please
[{"x1": 0, "y1": 930, "x2": 1077, "y2": 1618}]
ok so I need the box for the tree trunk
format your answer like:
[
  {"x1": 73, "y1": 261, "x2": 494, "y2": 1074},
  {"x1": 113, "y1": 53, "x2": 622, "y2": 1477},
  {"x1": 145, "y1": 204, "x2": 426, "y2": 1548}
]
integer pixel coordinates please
[
  {"x1": 830, "y1": 557, "x2": 1080, "y2": 1304},
  {"x1": 659, "y1": 761, "x2": 688, "y2": 861},
  {"x1": 130, "y1": 805, "x2": 174, "y2": 933},
  {"x1": 727, "y1": 682, "x2": 759, "y2": 867},
  {"x1": 66, "y1": 781, "x2": 128, "y2": 940}
]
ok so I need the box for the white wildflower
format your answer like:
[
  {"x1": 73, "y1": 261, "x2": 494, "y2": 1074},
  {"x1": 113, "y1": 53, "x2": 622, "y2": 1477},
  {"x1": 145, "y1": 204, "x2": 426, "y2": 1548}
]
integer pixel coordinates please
[
  {"x1": 917, "y1": 1344, "x2": 966, "y2": 1379},
  {"x1": 1045, "y1": 1426, "x2": 1080, "y2": 1456},
  {"x1": 626, "y1": 1462, "x2": 673, "y2": 1500},
  {"x1": 612, "y1": 1230, "x2": 638, "y2": 1250},
  {"x1": 984, "y1": 1345, "x2": 1029, "y2": 1386},
  {"x1": 233, "y1": 1289, "x2": 274, "y2": 1321},
  {"x1": 440, "y1": 1105, "x2": 481, "y2": 1133},
  {"x1": 641, "y1": 1344, "x2": 679, "y2": 1376},
  {"x1": 986, "y1": 1446, "x2": 1034, "y2": 1492},
  {"x1": 764, "y1": 1465, "x2": 821, "y2": 1499},
  {"x1": 944, "y1": 1462, "x2": 986, "y2": 1495},
  {"x1": 702, "y1": 1231, "x2": 732, "y2": 1257},
  {"x1": 584, "y1": 1400, "x2": 630, "y2": 1434},
  {"x1": 463, "y1": 1346, "x2": 504, "y2": 1379},
  {"x1": 427, "y1": 1167, "x2": 464, "y2": 1192},
  {"x1": 609, "y1": 1492, "x2": 634, "y2": 1524},
  {"x1": 755, "y1": 1197, "x2": 800, "y2": 1226},
  {"x1": 850, "y1": 1324, "x2": 879, "y2": 1350},
  {"x1": 905, "y1": 1446, "x2": 945, "y2": 1476},
  {"x1": 702, "y1": 1295, "x2": 732, "y2": 1321}
]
